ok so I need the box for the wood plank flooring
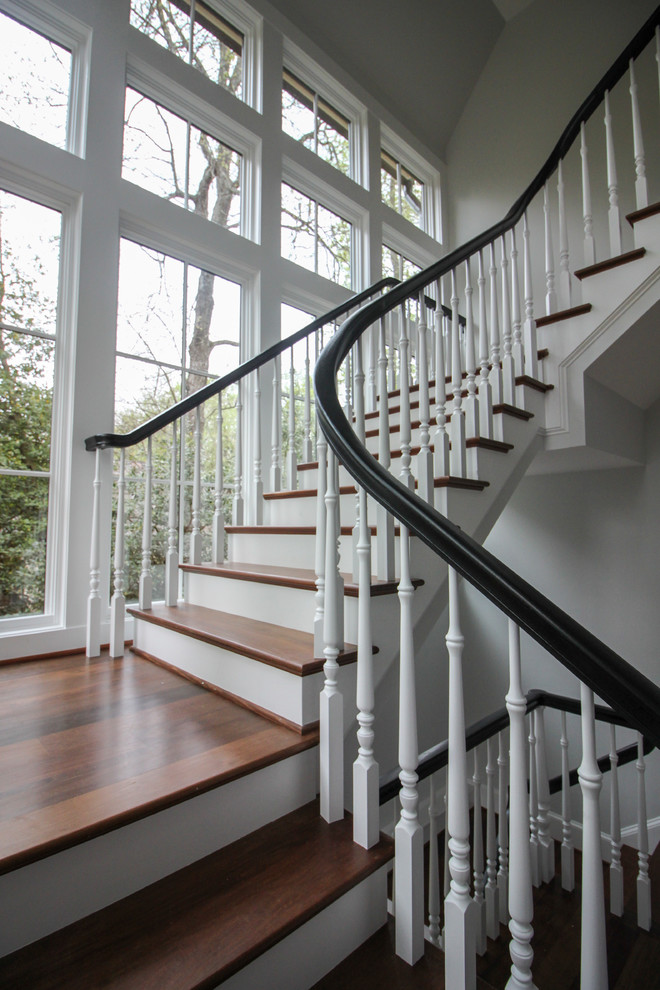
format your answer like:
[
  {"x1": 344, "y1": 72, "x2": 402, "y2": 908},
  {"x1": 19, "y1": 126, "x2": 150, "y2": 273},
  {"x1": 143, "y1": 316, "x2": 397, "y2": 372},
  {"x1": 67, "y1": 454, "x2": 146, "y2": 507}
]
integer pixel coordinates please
[{"x1": 0, "y1": 650, "x2": 318, "y2": 873}]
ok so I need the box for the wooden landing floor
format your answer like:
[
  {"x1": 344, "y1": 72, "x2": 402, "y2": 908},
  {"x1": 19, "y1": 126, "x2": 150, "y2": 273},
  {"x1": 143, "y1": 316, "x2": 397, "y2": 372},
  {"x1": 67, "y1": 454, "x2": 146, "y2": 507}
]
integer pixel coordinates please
[{"x1": 0, "y1": 649, "x2": 317, "y2": 874}]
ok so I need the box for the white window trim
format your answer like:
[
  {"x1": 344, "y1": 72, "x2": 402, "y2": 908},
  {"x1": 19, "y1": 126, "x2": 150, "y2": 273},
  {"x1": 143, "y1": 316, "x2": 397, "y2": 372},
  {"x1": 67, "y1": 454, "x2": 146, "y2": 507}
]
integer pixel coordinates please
[
  {"x1": 0, "y1": 0, "x2": 91, "y2": 158},
  {"x1": 126, "y1": 57, "x2": 261, "y2": 243},
  {"x1": 282, "y1": 36, "x2": 368, "y2": 188},
  {"x1": 381, "y1": 222, "x2": 437, "y2": 278},
  {"x1": 380, "y1": 123, "x2": 442, "y2": 242}
]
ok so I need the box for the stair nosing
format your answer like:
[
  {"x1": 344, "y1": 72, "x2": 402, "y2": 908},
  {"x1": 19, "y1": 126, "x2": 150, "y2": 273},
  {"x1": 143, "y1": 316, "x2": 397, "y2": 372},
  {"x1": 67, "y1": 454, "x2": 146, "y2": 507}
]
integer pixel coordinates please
[
  {"x1": 574, "y1": 247, "x2": 646, "y2": 280},
  {"x1": 180, "y1": 562, "x2": 422, "y2": 597}
]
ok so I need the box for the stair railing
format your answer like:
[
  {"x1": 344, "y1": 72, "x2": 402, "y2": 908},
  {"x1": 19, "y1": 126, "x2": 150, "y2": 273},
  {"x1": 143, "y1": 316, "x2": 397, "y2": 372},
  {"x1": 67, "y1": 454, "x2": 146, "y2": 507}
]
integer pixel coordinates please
[{"x1": 314, "y1": 8, "x2": 660, "y2": 987}]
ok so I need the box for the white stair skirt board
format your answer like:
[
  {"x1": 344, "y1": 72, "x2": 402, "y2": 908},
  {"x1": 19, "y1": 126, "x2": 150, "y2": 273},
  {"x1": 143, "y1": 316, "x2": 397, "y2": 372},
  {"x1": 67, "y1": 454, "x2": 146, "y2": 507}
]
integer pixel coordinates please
[
  {"x1": 0, "y1": 747, "x2": 317, "y2": 957},
  {"x1": 219, "y1": 864, "x2": 389, "y2": 990}
]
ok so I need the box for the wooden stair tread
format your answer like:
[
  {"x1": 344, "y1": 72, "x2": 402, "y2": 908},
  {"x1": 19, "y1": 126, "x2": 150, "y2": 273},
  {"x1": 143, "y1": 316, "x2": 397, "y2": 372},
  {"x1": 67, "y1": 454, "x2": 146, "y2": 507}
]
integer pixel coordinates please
[
  {"x1": 0, "y1": 801, "x2": 394, "y2": 990},
  {"x1": 434, "y1": 476, "x2": 489, "y2": 490},
  {"x1": 180, "y1": 561, "x2": 422, "y2": 597},
  {"x1": 128, "y1": 603, "x2": 360, "y2": 674},
  {"x1": 492, "y1": 402, "x2": 534, "y2": 420},
  {"x1": 627, "y1": 200, "x2": 660, "y2": 226},
  {"x1": 536, "y1": 302, "x2": 592, "y2": 327},
  {"x1": 575, "y1": 247, "x2": 646, "y2": 280},
  {"x1": 515, "y1": 374, "x2": 554, "y2": 393},
  {"x1": 265, "y1": 484, "x2": 356, "y2": 500}
]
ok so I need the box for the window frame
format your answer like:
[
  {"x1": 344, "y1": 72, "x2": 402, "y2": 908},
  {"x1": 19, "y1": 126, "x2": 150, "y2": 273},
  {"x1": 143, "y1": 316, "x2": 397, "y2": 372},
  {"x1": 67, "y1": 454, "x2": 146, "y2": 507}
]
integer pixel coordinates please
[{"x1": 380, "y1": 123, "x2": 441, "y2": 240}]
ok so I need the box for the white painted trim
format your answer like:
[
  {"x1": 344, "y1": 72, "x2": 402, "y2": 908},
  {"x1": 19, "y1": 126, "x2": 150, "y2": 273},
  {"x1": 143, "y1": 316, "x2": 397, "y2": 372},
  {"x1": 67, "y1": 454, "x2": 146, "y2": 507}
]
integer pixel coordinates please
[
  {"x1": 380, "y1": 121, "x2": 442, "y2": 241},
  {"x1": 548, "y1": 810, "x2": 660, "y2": 859}
]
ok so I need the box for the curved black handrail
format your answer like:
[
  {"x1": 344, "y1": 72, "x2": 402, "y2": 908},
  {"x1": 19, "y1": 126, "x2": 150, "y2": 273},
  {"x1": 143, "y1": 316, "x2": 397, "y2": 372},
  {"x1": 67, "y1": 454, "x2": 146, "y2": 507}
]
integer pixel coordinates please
[{"x1": 315, "y1": 9, "x2": 660, "y2": 749}]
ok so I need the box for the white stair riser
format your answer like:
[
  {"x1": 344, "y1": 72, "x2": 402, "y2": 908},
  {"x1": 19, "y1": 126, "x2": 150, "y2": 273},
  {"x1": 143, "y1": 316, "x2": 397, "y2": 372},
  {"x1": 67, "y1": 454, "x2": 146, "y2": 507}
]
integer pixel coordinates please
[
  {"x1": 0, "y1": 747, "x2": 317, "y2": 958},
  {"x1": 229, "y1": 530, "x2": 353, "y2": 571}
]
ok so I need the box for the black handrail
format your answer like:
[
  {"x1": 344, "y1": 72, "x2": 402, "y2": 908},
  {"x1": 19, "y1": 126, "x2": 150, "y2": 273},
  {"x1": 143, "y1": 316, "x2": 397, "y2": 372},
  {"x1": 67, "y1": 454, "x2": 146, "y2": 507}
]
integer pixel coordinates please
[
  {"x1": 379, "y1": 690, "x2": 656, "y2": 805},
  {"x1": 315, "y1": 10, "x2": 660, "y2": 750}
]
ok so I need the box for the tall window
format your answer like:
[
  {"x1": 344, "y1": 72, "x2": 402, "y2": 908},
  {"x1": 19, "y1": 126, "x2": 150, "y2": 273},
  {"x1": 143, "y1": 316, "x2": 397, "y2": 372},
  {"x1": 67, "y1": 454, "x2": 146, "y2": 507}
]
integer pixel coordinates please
[
  {"x1": 381, "y1": 149, "x2": 424, "y2": 229},
  {"x1": 0, "y1": 10, "x2": 72, "y2": 150},
  {"x1": 281, "y1": 182, "x2": 351, "y2": 288},
  {"x1": 123, "y1": 87, "x2": 241, "y2": 231},
  {"x1": 130, "y1": 0, "x2": 244, "y2": 100},
  {"x1": 0, "y1": 190, "x2": 62, "y2": 617},
  {"x1": 282, "y1": 69, "x2": 350, "y2": 176}
]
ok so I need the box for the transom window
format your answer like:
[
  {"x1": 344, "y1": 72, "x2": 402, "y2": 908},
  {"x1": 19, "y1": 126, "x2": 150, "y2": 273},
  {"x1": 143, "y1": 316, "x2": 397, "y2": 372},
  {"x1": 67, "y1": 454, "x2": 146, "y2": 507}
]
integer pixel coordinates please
[
  {"x1": 122, "y1": 86, "x2": 241, "y2": 232},
  {"x1": 130, "y1": 0, "x2": 244, "y2": 99},
  {"x1": 282, "y1": 69, "x2": 350, "y2": 176},
  {"x1": 281, "y1": 182, "x2": 352, "y2": 289},
  {"x1": 381, "y1": 149, "x2": 424, "y2": 229}
]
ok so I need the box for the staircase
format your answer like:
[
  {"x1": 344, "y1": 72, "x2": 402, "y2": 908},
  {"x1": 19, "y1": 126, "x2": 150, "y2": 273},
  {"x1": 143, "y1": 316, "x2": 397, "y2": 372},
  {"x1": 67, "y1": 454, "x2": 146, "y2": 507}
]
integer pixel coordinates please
[{"x1": 2, "y1": 10, "x2": 659, "y2": 989}]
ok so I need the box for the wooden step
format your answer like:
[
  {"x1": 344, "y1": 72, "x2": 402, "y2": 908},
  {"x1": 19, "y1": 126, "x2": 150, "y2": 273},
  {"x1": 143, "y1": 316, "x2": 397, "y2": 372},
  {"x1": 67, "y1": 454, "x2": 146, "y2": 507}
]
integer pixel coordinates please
[
  {"x1": 128, "y1": 603, "x2": 360, "y2": 675},
  {"x1": 536, "y1": 303, "x2": 592, "y2": 327},
  {"x1": 626, "y1": 200, "x2": 660, "y2": 226},
  {"x1": 382, "y1": 348, "x2": 548, "y2": 400},
  {"x1": 515, "y1": 374, "x2": 554, "y2": 393},
  {"x1": 0, "y1": 801, "x2": 394, "y2": 990},
  {"x1": 265, "y1": 484, "x2": 357, "y2": 500},
  {"x1": 574, "y1": 247, "x2": 646, "y2": 280},
  {"x1": 180, "y1": 561, "x2": 423, "y2": 598}
]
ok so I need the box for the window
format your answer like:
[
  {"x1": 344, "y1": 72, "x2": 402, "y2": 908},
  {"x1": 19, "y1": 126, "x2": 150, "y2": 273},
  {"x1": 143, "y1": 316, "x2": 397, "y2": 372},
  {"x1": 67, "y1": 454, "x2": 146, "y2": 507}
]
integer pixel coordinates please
[
  {"x1": 0, "y1": 189, "x2": 62, "y2": 617},
  {"x1": 130, "y1": 0, "x2": 244, "y2": 100},
  {"x1": 0, "y1": 9, "x2": 72, "y2": 150},
  {"x1": 123, "y1": 86, "x2": 241, "y2": 231},
  {"x1": 282, "y1": 69, "x2": 350, "y2": 176},
  {"x1": 281, "y1": 182, "x2": 352, "y2": 288},
  {"x1": 381, "y1": 149, "x2": 424, "y2": 229},
  {"x1": 382, "y1": 244, "x2": 422, "y2": 281}
]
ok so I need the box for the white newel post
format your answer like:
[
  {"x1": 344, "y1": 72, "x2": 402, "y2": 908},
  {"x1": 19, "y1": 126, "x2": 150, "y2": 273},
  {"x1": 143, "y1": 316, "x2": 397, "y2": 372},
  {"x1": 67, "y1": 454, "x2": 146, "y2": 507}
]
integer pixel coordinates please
[
  {"x1": 581, "y1": 123, "x2": 596, "y2": 266},
  {"x1": 477, "y1": 251, "x2": 494, "y2": 438},
  {"x1": 444, "y1": 566, "x2": 477, "y2": 989},
  {"x1": 139, "y1": 435, "x2": 153, "y2": 609},
  {"x1": 233, "y1": 380, "x2": 244, "y2": 525},
  {"x1": 417, "y1": 293, "x2": 433, "y2": 502},
  {"x1": 472, "y1": 748, "x2": 487, "y2": 955},
  {"x1": 271, "y1": 355, "x2": 282, "y2": 491},
  {"x1": 506, "y1": 620, "x2": 536, "y2": 990},
  {"x1": 434, "y1": 279, "x2": 451, "y2": 475},
  {"x1": 449, "y1": 269, "x2": 466, "y2": 478},
  {"x1": 166, "y1": 422, "x2": 180, "y2": 600},
  {"x1": 428, "y1": 772, "x2": 442, "y2": 948},
  {"x1": 320, "y1": 446, "x2": 344, "y2": 823},
  {"x1": 395, "y1": 524, "x2": 424, "y2": 965},
  {"x1": 313, "y1": 428, "x2": 327, "y2": 658},
  {"x1": 560, "y1": 711, "x2": 575, "y2": 891},
  {"x1": 190, "y1": 407, "x2": 202, "y2": 566},
  {"x1": 109, "y1": 447, "x2": 126, "y2": 657},
  {"x1": 604, "y1": 89, "x2": 622, "y2": 258},
  {"x1": 485, "y1": 736, "x2": 500, "y2": 939},
  {"x1": 253, "y1": 369, "x2": 263, "y2": 524},
  {"x1": 86, "y1": 447, "x2": 102, "y2": 657},
  {"x1": 636, "y1": 732, "x2": 652, "y2": 931},
  {"x1": 608, "y1": 724, "x2": 623, "y2": 916},
  {"x1": 498, "y1": 729, "x2": 510, "y2": 923},
  {"x1": 578, "y1": 683, "x2": 608, "y2": 990},
  {"x1": 376, "y1": 317, "x2": 395, "y2": 579},
  {"x1": 212, "y1": 402, "x2": 224, "y2": 565}
]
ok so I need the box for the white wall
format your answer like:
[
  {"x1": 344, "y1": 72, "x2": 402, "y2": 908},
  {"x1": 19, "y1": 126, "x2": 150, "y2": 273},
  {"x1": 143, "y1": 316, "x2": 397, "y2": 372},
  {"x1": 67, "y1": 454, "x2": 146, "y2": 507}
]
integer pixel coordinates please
[{"x1": 445, "y1": 0, "x2": 659, "y2": 248}]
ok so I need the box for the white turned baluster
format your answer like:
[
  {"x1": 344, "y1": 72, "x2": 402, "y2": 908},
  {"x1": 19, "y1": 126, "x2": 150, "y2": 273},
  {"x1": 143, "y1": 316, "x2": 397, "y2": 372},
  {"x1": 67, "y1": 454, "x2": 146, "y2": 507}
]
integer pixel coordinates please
[
  {"x1": 212, "y1": 402, "x2": 224, "y2": 565},
  {"x1": 473, "y1": 748, "x2": 487, "y2": 956},
  {"x1": 629, "y1": 58, "x2": 649, "y2": 210},
  {"x1": 477, "y1": 251, "x2": 494, "y2": 439},
  {"x1": 450, "y1": 269, "x2": 466, "y2": 478},
  {"x1": 560, "y1": 711, "x2": 575, "y2": 891},
  {"x1": 528, "y1": 713, "x2": 541, "y2": 887},
  {"x1": 579, "y1": 684, "x2": 608, "y2": 989},
  {"x1": 86, "y1": 448, "x2": 102, "y2": 657},
  {"x1": 233, "y1": 381, "x2": 244, "y2": 525},
  {"x1": 303, "y1": 336, "x2": 313, "y2": 463},
  {"x1": 443, "y1": 778, "x2": 451, "y2": 948},
  {"x1": 506, "y1": 621, "x2": 536, "y2": 990},
  {"x1": 395, "y1": 524, "x2": 424, "y2": 965},
  {"x1": 510, "y1": 229, "x2": 524, "y2": 379},
  {"x1": 399, "y1": 304, "x2": 414, "y2": 490},
  {"x1": 444, "y1": 566, "x2": 477, "y2": 987},
  {"x1": 387, "y1": 310, "x2": 397, "y2": 393},
  {"x1": 500, "y1": 236, "x2": 516, "y2": 405},
  {"x1": 498, "y1": 730, "x2": 510, "y2": 923},
  {"x1": 140, "y1": 436, "x2": 153, "y2": 608},
  {"x1": 543, "y1": 182, "x2": 557, "y2": 316},
  {"x1": 464, "y1": 259, "x2": 479, "y2": 443},
  {"x1": 557, "y1": 161, "x2": 572, "y2": 310},
  {"x1": 581, "y1": 122, "x2": 596, "y2": 266},
  {"x1": 608, "y1": 723, "x2": 623, "y2": 916},
  {"x1": 313, "y1": 428, "x2": 327, "y2": 658},
  {"x1": 417, "y1": 293, "x2": 433, "y2": 502},
  {"x1": 367, "y1": 323, "x2": 378, "y2": 412},
  {"x1": 109, "y1": 448, "x2": 126, "y2": 657},
  {"x1": 352, "y1": 341, "x2": 365, "y2": 582},
  {"x1": 270, "y1": 356, "x2": 282, "y2": 491},
  {"x1": 376, "y1": 317, "x2": 395, "y2": 580},
  {"x1": 286, "y1": 348, "x2": 297, "y2": 489},
  {"x1": 604, "y1": 90, "x2": 622, "y2": 258},
  {"x1": 428, "y1": 773, "x2": 442, "y2": 947},
  {"x1": 190, "y1": 407, "x2": 202, "y2": 565},
  {"x1": 485, "y1": 736, "x2": 500, "y2": 939},
  {"x1": 489, "y1": 243, "x2": 502, "y2": 406},
  {"x1": 534, "y1": 708, "x2": 554, "y2": 884},
  {"x1": 320, "y1": 445, "x2": 343, "y2": 824},
  {"x1": 434, "y1": 279, "x2": 451, "y2": 476},
  {"x1": 636, "y1": 732, "x2": 652, "y2": 931},
  {"x1": 166, "y1": 423, "x2": 180, "y2": 599},
  {"x1": 522, "y1": 214, "x2": 539, "y2": 380},
  {"x1": 253, "y1": 369, "x2": 263, "y2": 525}
]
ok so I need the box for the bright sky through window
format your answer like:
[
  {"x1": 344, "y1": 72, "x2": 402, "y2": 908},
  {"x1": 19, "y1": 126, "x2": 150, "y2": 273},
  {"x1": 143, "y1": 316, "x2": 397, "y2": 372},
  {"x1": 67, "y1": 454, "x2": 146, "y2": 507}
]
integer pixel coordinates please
[
  {"x1": 381, "y1": 150, "x2": 423, "y2": 229},
  {"x1": 282, "y1": 69, "x2": 349, "y2": 176}
]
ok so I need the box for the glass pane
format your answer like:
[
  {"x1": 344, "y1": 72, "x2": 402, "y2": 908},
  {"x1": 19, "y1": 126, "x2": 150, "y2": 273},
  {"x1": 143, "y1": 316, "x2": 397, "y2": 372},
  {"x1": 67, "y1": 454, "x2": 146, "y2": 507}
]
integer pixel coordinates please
[
  {"x1": 187, "y1": 126, "x2": 241, "y2": 229},
  {"x1": 116, "y1": 240, "x2": 184, "y2": 367},
  {"x1": 185, "y1": 266, "x2": 240, "y2": 378},
  {"x1": 401, "y1": 166, "x2": 423, "y2": 227},
  {"x1": 0, "y1": 474, "x2": 49, "y2": 617},
  {"x1": 382, "y1": 244, "x2": 401, "y2": 280},
  {"x1": 0, "y1": 12, "x2": 71, "y2": 150},
  {"x1": 0, "y1": 190, "x2": 61, "y2": 334},
  {"x1": 317, "y1": 97, "x2": 349, "y2": 174},
  {"x1": 380, "y1": 151, "x2": 398, "y2": 211},
  {"x1": 281, "y1": 183, "x2": 315, "y2": 273},
  {"x1": 282, "y1": 72, "x2": 315, "y2": 152},
  {"x1": 122, "y1": 88, "x2": 188, "y2": 206},
  {"x1": 130, "y1": 0, "x2": 191, "y2": 62},
  {"x1": 193, "y1": 1, "x2": 243, "y2": 95},
  {"x1": 0, "y1": 330, "x2": 54, "y2": 471},
  {"x1": 114, "y1": 356, "x2": 182, "y2": 433},
  {"x1": 317, "y1": 204, "x2": 351, "y2": 288}
]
